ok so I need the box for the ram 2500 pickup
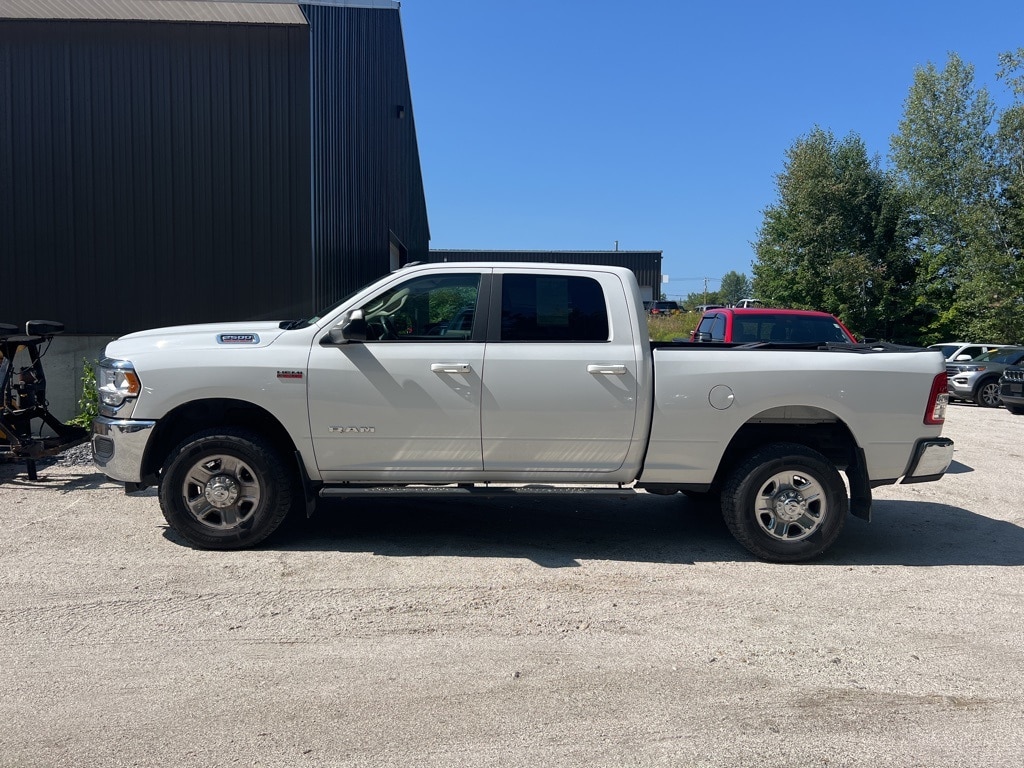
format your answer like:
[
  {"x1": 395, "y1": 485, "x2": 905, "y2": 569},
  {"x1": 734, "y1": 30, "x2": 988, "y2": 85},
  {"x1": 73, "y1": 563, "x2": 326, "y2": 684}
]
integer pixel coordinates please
[{"x1": 92, "y1": 263, "x2": 954, "y2": 562}]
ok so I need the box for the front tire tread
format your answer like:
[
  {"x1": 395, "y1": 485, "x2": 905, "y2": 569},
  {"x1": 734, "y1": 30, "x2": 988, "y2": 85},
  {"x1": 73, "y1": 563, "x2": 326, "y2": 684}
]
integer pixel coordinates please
[{"x1": 158, "y1": 428, "x2": 295, "y2": 550}]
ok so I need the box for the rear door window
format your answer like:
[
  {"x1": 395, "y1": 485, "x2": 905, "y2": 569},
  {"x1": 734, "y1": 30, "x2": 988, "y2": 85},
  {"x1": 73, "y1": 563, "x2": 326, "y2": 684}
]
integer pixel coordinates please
[{"x1": 499, "y1": 274, "x2": 609, "y2": 342}]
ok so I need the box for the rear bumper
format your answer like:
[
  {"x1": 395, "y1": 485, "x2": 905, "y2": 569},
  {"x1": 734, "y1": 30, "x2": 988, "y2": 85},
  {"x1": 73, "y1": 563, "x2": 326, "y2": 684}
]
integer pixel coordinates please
[
  {"x1": 92, "y1": 416, "x2": 156, "y2": 483},
  {"x1": 901, "y1": 437, "x2": 954, "y2": 484}
]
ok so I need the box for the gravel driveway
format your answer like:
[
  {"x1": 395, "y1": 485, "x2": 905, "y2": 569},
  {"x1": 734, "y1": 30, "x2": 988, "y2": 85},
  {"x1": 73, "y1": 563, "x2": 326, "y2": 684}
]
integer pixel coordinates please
[{"x1": 2, "y1": 404, "x2": 1022, "y2": 767}]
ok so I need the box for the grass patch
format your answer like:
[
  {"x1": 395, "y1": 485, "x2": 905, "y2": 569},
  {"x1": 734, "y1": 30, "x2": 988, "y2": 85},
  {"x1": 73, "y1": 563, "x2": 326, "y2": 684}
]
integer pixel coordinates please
[{"x1": 646, "y1": 313, "x2": 700, "y2": 342}]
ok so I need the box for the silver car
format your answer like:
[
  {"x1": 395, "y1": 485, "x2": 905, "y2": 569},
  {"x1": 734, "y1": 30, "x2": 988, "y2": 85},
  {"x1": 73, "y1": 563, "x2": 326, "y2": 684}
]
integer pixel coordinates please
[{"x1": 947, "y1": 347, "x2": 1024, "y2": 407}]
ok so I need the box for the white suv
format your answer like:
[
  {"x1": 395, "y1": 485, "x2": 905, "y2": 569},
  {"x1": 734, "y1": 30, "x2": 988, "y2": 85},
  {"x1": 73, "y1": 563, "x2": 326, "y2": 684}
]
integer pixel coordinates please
[{"x1": 928, "y1": 342, "x2": 1013, "y2": 373}]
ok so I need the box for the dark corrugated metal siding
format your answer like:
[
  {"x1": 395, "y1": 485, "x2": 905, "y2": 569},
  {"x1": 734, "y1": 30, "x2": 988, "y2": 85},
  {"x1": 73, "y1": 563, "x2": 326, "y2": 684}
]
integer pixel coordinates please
[
  {"x1": 429, "y1": 250, "x2": 663, "y2": 294},
  {"x1": 2, "y1": 0, "x2": 310, "y2": 25},
  {"x1": 0, "y1": 17, "x2": 312, "y2": 334},
  {"x1": 303, "y1": 4, "x2": 429, "y2": 310}
]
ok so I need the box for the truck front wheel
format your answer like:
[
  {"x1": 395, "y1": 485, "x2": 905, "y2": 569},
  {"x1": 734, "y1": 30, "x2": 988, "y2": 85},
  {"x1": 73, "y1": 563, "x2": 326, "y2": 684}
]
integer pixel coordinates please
[
  {"x1": 158, "y1": 428, "x2": 295, "y2": 549},
  {"x1": 721, "y1": 443, "x2": 847, "y2": 562}
]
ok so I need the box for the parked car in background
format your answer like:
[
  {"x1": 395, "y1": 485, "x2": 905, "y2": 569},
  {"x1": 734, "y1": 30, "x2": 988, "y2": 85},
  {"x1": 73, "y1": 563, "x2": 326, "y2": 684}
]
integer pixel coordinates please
[
  {"x1": 998, "y1": 366, "x2": 1024, "y2": 415},
  {"x1": 735, "y1": 298, "x2": 763, "y2": 308},
  {"x1": 693, "y1": 303, "x2": 726, "y2": 313},
  {"x1": 947, "y1": 347, "x2": 1024, "y2": 407},
  {"x1": 928, "y1": 342, "x2": 1012, "y2": 368},
  {"x1": 689, "y1": 307, "x2": 857, "y2": 344},
  {"x1": 648, "y1": 300, "x2": 681, "y2": 317}
]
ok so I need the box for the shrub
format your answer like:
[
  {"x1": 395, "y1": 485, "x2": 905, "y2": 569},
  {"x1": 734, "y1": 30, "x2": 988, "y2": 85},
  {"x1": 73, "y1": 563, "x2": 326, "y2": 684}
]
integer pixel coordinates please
[{"x1": 67, "y1": 359, "x2": 99, "y2": 428}]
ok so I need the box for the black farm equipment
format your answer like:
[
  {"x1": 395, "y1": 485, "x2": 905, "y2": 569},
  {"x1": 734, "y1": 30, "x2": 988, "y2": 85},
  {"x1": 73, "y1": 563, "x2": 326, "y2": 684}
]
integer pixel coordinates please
[{"x1": 1, "y1": 321, "x2": 91, "y2": 480}]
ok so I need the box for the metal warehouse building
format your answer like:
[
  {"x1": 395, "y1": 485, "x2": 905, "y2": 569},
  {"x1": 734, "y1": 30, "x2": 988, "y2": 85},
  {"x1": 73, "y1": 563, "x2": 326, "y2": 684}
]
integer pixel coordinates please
[{"x1": 0, "y1": 0, "x2": 428, "y2": 335}]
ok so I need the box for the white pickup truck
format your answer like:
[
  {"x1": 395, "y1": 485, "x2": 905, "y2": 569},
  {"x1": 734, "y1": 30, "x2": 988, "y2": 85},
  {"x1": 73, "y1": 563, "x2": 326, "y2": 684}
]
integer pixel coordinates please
[{"x1": 92, "y1": 262, "x2": 953, "y2": 562}]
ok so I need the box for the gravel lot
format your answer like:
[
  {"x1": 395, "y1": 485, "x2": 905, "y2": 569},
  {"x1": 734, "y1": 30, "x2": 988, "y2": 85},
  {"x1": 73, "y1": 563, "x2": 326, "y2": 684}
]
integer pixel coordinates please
[{"x1": 2, "y1": 404, "x2": 1023, "y2": 768}]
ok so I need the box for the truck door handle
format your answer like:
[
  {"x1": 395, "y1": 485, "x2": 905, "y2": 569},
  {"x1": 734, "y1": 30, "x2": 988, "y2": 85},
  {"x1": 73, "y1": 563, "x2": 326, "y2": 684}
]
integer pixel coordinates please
[
  {"x1": 431, "y1": 362, "x2": 471, "y2": 374},
  {"x1": 587, "y1": 364, "x2": 627, "y2": 375}
]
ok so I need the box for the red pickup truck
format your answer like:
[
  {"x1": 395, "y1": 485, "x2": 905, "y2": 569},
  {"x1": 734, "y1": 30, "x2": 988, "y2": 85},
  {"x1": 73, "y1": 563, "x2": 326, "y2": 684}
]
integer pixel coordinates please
[{"x1": 690, "y1": 307, "x2": 857, "y2": 344}]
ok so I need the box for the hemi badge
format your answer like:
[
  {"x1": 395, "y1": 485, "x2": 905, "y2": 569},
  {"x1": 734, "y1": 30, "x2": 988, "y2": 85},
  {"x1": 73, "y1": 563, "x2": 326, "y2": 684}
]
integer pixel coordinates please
[
  {"x1": 277, "y1": 370, "x2": 304, "y2": 380},
  {"x1": 218, "y1": 333, "x2": 259, "y2": 344}
]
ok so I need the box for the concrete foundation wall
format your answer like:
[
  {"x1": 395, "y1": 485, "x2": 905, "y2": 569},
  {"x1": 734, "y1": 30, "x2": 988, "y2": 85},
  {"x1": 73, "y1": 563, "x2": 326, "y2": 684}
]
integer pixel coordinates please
[{"x1": 32, "y1": 335, "x2": 114, "y2": 423}]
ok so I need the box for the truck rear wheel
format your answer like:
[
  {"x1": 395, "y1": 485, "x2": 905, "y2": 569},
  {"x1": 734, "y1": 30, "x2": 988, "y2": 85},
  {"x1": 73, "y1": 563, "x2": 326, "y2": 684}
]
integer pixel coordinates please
[
  {"x1": 158, "y1": 428, "x2": 295, "y2": 549},
  {"x1": 721, "y1": 443, "x2": 847, "y2": 562}
]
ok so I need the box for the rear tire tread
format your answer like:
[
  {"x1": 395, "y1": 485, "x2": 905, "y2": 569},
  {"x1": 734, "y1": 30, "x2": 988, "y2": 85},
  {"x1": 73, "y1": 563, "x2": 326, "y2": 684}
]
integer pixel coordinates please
[{"x1": 721, "y1": 442, "x2": 847, "y2": 562}]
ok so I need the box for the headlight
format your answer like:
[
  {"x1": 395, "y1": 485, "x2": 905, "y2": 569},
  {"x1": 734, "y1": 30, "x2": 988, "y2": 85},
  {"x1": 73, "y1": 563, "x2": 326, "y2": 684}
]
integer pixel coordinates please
[{"x1": 97, "y1": 359, "x2": 142, "y2": 413}]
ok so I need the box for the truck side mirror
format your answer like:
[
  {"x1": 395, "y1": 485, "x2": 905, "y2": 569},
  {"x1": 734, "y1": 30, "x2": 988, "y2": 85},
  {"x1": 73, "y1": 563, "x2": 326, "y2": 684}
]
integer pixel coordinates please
[{"x1": 323, "y1": 310, "x2": 368, "y2": 345}]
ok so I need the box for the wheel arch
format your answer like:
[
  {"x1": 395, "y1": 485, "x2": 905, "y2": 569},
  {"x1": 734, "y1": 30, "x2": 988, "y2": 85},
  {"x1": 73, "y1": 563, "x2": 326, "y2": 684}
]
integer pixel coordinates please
[
  {"x1": 713, "y1": 407, "x2": 861, "y2": 490},
  {"x1": 140, "y1": 398, "x2": 298, "y2": 485}
]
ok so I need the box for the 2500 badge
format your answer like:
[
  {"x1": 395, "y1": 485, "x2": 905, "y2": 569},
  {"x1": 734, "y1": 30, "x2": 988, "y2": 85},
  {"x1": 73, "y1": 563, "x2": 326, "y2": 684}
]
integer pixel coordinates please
[{"x1": 217, "y1": 333, "x2": 260, "y2": 344}]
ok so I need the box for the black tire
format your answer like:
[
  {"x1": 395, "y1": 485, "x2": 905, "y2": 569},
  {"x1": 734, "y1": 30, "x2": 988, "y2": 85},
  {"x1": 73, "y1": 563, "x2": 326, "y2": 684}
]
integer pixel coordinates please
[
  {"x1": 721, "y1": 442, "x2": 847, "y2": 562},
  {"x1": 975, "y1": 379, "x2": 1002, "y2": 408},
  {"x1": 158, "y1": 428, "x2": 296, "y2": 550},
  {"x1": 1006, "y1": 403, "x2": 1024, "y2": 416}
]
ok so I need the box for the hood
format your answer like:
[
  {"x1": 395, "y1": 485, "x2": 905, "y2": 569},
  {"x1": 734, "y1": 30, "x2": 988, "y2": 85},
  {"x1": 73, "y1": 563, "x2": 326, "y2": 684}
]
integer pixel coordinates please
[{"x1": 106, "y1": 321, "x2": 289, "y2": 358}]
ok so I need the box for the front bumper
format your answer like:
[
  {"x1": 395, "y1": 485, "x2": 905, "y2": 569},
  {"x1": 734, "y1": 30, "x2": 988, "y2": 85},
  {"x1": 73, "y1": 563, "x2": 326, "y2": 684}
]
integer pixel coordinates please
[
  {"x1": 902, "y1": 437, "x2": 955, "y2": 484},
  {"x1": 92, "y1": 416, "x2": 157, "y2": 483},
  {"x1": 1000, "y1": 377, "x2": 1024, "y2": 406},
  {"x1": 947, "y1": 377, "x2": 976, "y2": 400}
]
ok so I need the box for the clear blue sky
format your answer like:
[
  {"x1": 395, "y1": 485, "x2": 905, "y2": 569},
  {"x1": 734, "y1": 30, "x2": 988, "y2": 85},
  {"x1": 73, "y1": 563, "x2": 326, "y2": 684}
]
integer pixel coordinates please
[{"x1": 399, "y1": 0, "x2": 1022, "y2": 300}]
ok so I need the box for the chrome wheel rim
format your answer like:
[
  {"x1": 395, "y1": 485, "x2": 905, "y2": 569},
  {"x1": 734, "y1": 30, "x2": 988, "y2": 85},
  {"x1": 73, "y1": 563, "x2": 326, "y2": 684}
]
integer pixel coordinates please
[
  {"x1": 181, "y1": 454, "x2": 262, "y2": 530},
  {"x1": 979, "y1": 383, "x2": 1000, "y2": 407},
  {"x1": 754, "y1": 469, "x2": 826, "y2": 542}
]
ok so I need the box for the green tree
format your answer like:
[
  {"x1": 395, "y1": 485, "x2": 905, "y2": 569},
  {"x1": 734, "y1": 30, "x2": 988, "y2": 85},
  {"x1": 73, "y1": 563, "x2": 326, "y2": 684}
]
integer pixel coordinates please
[
  {"x1": 719, "y1": 271, "x2": 753, "y2": 306},
  {"x1": 753, "y1": 128, "x2": 917, "y2": 340},
  {"x1": 890, "y1": 53, "x2": 1005, "y2": 342},
  {"x1": 682, "y1": 289, "x2": 721, "y2": 309},
  {"x1": 989, "y1": 48, "x2": 1024, "y2": 342}
]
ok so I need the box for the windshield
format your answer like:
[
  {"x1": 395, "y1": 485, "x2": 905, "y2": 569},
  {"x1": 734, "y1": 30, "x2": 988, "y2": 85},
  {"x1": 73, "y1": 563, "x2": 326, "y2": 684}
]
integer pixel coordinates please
[
  {"x1": 278, "y1": 285, "x2": 369, "y2": 330},
  {"x1": 929, "y1": 345, "x2": 961, "y2": 359},
  {"x1": 974, "y1": 348, "x2": 1024, "y2": 363}
]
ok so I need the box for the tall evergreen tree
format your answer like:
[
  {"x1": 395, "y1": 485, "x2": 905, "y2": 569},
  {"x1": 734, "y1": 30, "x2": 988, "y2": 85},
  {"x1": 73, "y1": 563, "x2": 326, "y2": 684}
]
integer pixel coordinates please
[
  {"x1": 719, "y1": 271, "x2": 753, "y2": 306},
  {"x1": 890, "y1": 53, "x2": 1004, "y2": 342},
  {"x1": 989, "y1": 48, "x2": 1024, "y2": 342},
  {"x1": 753, "y1": 128, "x2": 917, "y2": 340}
]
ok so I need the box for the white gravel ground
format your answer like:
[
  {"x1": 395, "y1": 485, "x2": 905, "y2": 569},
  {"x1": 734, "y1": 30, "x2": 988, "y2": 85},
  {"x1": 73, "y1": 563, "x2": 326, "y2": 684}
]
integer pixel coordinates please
[{"x1": 1, "y1": 403, "x2": 1022, "y2": 767}]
